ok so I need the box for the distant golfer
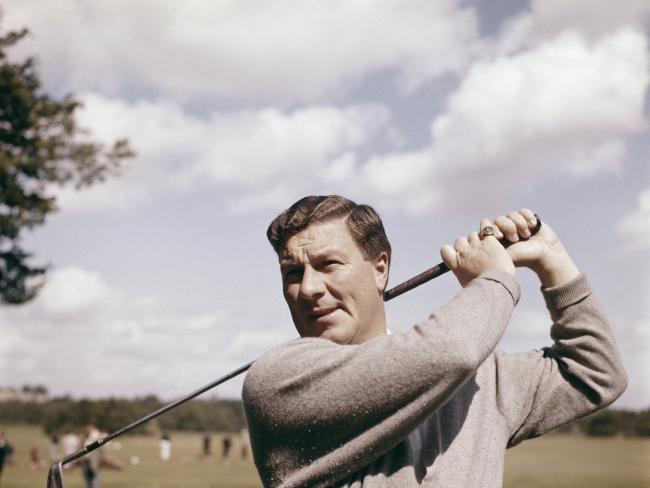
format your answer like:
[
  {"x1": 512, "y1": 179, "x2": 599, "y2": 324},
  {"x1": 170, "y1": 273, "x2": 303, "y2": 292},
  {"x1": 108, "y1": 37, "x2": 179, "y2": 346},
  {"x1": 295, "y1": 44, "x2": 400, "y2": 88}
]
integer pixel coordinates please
[
  {"x1": 202, "y1": 431, "x2": 211, "y2": 459},
  {"x1": 0, "y1": 431, "x2": 13, "y2": 484},
  {"x1": 160, "y1": 432, "x2": 171, "y2": 462},
  {"x1": 243, "y1": 195, "x2": 627, "y2": 487}
]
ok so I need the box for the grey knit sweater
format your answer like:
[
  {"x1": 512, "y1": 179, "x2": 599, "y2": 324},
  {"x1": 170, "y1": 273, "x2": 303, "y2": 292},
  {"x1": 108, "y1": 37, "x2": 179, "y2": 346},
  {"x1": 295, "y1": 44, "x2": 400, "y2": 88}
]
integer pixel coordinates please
[{"x1": 242, "y1": 270, "x2": 627, "y2": 487}]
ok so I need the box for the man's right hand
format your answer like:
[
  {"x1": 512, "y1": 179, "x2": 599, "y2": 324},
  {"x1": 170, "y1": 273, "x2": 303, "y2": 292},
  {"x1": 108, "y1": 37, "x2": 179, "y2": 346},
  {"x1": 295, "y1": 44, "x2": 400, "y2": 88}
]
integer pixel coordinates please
[{"x1": 440, "y1": 230, "x2": 515, "y2": 287}]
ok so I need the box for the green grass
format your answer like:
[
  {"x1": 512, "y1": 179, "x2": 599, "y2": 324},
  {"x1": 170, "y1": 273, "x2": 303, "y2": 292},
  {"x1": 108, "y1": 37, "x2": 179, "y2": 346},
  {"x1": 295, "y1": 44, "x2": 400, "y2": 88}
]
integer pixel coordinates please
[
  {"x1": 0, "y1": 425, "x2": 261, "y2": 488},
  {"x1": 1, "y1": 424, "x2": 649, "y2": 487},
  {"x1": 504, "y1": 434, "x2": 650, "y2": 488}
]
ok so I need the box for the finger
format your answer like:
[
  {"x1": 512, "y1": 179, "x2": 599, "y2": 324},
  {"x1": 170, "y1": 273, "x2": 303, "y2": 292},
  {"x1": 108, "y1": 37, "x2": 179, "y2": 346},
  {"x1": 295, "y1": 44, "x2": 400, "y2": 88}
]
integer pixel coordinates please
[
  {"x1": 494, "y1": 215, "x2": 518, "y2": 242},
  {"x1": 479, "y1": 218, "x2": 492, "y2": 231},
  {"x1": 508, "y1": 211, "x2": 531, "y2": 238},
  {"x1": 481, "y1": 218, "x2": 504, "y2": 240},
  {"x1": 519, "y1": 208, "x2": 538, "y2": 229},
  {"x1": 440, "y1": 245, "x2": 458, "y2": 269},
  {"x1": 468, "y1": 231, "x2": 480, "y2": 244},
  {"x1": 454, "y1": 236, "x2": 469, "y2": 253}
]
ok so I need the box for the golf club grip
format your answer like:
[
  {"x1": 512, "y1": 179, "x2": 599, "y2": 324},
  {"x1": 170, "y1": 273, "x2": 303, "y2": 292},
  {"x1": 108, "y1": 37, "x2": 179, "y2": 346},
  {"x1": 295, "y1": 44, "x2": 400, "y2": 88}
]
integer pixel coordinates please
[
  {"x1": 383, "y1": 262, "x2": 449, "y2": 301},
  {"x1": 383, "y1": 214, "x2": 542, "y2": 302}
]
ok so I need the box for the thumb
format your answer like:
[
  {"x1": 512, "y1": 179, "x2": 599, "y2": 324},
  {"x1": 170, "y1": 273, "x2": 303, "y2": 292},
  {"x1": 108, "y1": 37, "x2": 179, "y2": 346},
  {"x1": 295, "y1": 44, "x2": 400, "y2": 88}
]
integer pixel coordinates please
[
  {"x1": 506, "y1": 239, "x2": 541, "y2": 267},
  {"x1": 440, "y1": 245, "x2": 458, "y2": 270}
]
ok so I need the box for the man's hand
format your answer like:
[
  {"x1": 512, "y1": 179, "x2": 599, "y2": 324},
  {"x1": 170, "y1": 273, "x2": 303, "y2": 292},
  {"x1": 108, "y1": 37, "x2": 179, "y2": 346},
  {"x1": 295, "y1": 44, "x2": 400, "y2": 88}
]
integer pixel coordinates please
[
  {"x1": 482, "y1": 209, "x2": 580, "y2": 288},
  {"x1": 440, "y1": 230, "x2": 515, "y2": 287}
]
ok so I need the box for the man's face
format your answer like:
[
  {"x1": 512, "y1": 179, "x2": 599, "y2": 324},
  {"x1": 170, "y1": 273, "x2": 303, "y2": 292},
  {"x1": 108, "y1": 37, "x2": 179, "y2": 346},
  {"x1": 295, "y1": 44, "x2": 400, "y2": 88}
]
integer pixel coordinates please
[{"x1": 280, "y1": 218, "x2": 388, "y2": 345}]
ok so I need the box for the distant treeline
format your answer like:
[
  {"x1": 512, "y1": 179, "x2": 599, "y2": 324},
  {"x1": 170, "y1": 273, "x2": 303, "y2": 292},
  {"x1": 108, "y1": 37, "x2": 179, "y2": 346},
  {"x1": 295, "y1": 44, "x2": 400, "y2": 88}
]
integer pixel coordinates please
[
  {"x1": 566, "y1": 407, "x2": 650, "y2": 437},
  {"x1": 0, "y1": 395, "x2": 247, "y2": 435},
  {"x1": 0, "y1": 396, "x2": 648, "y2": 438}
]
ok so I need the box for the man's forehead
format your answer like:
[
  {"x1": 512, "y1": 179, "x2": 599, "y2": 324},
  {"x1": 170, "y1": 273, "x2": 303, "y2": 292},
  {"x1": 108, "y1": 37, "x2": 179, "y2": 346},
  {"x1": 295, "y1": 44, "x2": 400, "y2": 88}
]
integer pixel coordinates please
[
  {"x1": 280, "y1": 242, "x2": 344, "y2": 261},
  {"x1": 279, "y1": 219, "x2": 354, "y2": 261}
]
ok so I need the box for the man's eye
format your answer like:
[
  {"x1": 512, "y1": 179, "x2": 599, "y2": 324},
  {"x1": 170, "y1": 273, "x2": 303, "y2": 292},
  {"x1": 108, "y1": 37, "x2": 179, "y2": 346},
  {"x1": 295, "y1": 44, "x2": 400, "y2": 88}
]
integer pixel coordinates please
[{"x1": 283, "y1": 269, "x2": 302, "y2": 281}]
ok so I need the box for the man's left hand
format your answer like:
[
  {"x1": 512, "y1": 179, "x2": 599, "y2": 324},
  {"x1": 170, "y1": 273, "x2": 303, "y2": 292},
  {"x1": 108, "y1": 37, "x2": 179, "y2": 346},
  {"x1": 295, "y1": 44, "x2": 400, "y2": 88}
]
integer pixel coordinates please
[{"x1": 480, "y1": 209, "x2": 580, "y2": 288}]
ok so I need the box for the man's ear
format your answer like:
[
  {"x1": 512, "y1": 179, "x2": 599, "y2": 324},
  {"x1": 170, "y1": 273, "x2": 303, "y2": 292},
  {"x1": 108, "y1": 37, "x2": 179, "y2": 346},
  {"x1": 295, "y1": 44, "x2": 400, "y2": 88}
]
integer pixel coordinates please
[{"x1": 373, "y1": 251, "x2": 389, "y2": 294}]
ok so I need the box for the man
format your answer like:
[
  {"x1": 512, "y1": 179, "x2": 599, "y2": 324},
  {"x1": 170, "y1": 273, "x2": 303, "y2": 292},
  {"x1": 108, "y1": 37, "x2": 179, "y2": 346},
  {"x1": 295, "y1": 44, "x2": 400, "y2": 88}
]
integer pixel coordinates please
[{"x1": 242, "y1": 195, "x2": 627, "y2": 487}]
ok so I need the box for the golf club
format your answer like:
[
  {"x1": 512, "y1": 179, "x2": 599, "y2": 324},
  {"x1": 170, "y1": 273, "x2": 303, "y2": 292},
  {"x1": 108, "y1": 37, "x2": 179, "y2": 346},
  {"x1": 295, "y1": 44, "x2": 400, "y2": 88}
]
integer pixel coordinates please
[{"x1": 46, "y1": 215, "x2": 541, "y2": 487}]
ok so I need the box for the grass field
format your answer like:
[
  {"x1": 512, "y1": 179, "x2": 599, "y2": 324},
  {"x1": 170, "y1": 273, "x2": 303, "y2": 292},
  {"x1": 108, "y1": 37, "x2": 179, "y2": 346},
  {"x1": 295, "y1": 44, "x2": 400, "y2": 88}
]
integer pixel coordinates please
[{"x1": 1, "y1": 424, "x2": 649, "y2": 487}]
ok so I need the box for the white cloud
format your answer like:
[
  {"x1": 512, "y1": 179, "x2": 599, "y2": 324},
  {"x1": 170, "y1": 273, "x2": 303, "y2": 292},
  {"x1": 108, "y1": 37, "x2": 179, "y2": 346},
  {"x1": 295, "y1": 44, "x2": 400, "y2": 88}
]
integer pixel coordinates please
[
  {"x1": 354, "y1": 29, "x2": 649, "y2": 214},
  {"x1": 51, "y1": 27, "x2": 648, "y2": 217},
  {"x1": 50, "y1": 94, "x2": 391, "y2": 213},
  {"x1": 38, "y1": 267, "x2": 117, "y2": 316},
  {"x1": 497, "y1": 0, "x2": 650, "y2": 53},
  {"x1": 0, "y1": 266, "x2": 293, "y2": 399},
  {"x1": 181, "y1": 105, "x2": 390, "y2": 187},
  {"x1": 2, "y1": 0, "x2": 480, "y2": 103},
  {"x1": 617, "y1": 188, "x2": 650, "y2": 254},
  {"x1": 52, "y1": 179, "x2": 148, "y2": 215}
]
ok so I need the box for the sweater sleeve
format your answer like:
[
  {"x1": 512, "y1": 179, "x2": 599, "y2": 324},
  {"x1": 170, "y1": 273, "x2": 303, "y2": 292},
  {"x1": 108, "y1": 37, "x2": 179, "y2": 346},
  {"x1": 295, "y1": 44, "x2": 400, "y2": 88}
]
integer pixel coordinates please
[
  {"x1": 242, "y1": 270, "x2": 520, "y2": 488},
  {"x1": 493, "y1": 273, "x2": 628, "y2": 447}
]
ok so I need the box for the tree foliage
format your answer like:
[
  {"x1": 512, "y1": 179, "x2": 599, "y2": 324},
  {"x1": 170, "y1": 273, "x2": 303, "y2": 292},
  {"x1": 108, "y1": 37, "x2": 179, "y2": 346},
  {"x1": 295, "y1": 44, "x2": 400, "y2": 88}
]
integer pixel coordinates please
[
  {"x1": 0, "y1": 395, "x2": 248, "y2": 435},
  {"x1": 0, "y1": 25, "x2": 133, "y2": 304}
]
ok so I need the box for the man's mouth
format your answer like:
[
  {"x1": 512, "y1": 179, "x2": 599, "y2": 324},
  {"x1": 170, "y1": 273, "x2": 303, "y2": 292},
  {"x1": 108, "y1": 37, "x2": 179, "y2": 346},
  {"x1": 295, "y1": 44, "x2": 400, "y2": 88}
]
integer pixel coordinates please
[{"x1": 309, "y1": 307, "x2": 338, "y2": 322}]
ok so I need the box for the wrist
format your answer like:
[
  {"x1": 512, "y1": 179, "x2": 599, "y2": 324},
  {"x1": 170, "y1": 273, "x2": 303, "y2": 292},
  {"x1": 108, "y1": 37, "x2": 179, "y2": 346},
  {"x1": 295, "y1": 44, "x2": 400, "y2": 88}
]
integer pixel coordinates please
[{"x1": 532, "y1": 254, "x2": 580, "y2": 288}]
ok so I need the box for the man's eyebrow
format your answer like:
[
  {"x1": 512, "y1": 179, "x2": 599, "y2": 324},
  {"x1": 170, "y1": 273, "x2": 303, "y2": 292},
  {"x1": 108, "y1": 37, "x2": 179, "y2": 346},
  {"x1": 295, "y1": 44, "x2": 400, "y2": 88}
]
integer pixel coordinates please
[
  {"x1": 307, "y1": 249, "x2": 347, "y2": 262},
  {"x1": 279, "y1": 249, "x2": 345, "y2": 266},
  {"x1": 279, "y1": 254, "x2": 302, "y2": 267}
]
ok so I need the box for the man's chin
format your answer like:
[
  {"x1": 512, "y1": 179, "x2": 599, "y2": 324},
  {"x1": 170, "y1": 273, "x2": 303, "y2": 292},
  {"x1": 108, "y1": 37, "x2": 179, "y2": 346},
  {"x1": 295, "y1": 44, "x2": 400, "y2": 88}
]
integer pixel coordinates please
[{"x1": 318, "y1": 325, "x2": 356, "y2": 345}]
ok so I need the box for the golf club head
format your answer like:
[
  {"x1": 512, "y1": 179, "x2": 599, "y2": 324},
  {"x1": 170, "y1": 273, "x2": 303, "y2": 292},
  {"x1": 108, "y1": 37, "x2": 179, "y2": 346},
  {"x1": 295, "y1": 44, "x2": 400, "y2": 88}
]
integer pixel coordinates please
[{"x1": 46, "y1": 461, "x2": 64, "y2": 488}]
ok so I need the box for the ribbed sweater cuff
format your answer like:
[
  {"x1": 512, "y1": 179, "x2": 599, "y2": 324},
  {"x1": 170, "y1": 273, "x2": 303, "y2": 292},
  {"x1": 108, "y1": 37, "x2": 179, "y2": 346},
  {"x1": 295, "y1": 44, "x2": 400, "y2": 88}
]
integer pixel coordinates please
[
  {"x1": 542, "y1": 272, "x2": 591, "y2": 310},
  {"x1": 478, "y1": 269, "x2": 521, "y2": 305}
]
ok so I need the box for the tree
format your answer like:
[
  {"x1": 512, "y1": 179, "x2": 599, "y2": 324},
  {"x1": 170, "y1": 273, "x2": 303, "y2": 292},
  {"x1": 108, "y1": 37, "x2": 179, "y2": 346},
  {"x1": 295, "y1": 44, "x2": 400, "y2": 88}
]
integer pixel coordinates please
[
  {"x1": 582, "y1": 410, "x2": 620, "y2": 437},
  {"x1": 634, "y1": 409, "x2": 650, "y2": 437},
  {"x1": 0, "y1": 25, "x2": 133, "y2": 304}
]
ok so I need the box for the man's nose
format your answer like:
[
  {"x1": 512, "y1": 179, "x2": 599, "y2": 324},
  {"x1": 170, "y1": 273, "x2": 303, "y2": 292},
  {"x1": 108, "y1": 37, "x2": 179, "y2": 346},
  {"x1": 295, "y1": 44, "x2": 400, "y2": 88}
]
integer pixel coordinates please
[{"x1": 298, "y1": 267, "x2": 326, "y2": 300}]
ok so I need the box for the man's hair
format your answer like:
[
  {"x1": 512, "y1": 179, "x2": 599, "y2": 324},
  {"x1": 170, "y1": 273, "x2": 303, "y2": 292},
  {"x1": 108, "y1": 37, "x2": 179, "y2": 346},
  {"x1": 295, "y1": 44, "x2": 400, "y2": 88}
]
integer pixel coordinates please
[{"x1": 267, "y1": 195, "x2": 392, "y2": 265}]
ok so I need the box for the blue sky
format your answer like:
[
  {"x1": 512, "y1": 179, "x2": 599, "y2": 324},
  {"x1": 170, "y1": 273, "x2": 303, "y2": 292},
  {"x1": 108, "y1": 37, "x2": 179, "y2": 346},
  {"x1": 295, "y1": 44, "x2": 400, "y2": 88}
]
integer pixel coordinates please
[{"x1": 0, "y1": 0, "x2": 648, "y2": 409}]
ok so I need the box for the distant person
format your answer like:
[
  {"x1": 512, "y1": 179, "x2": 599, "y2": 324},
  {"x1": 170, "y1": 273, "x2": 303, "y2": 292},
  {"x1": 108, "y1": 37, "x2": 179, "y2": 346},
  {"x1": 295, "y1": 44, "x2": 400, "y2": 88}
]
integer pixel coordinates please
[
  {"x1": 0, "y1": 431, "x2": 14, "y2": 483},
  {"x1": 221, "y1": 434, "x2": 232, "y2": 459},
  {"x1": 159, "y1": 432, "x2": 171, "y2": 462},
  {"x1": 62, "y1": 432, "x2": 80, "y2": 457},
  {"x1": 29, "y1": 445, "x2": 44, "y2": 469},
  {"x1": 240, "y1": 429, "x2": 250, "y2": 461},
  {"x1": 61, "y1": 431, "x2": 79, "y2": 470},
  {"x1": 81, "y1": 421, "x2": 103, "y2": 488},
  {"x1": 202, "y1": 431, "x2": 211, "y2": 459},
  {"x1": 49, "y1": 434, "x2": 60, "y2": 461}
]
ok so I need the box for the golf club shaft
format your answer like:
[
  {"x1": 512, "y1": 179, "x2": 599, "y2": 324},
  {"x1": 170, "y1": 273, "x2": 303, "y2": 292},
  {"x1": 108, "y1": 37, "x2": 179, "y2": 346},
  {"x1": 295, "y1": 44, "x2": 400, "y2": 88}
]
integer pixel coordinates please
[
  {"x1": 50, "y1": 262, "x2": 444, "y2": 470},
  {"x1": 50, "y1": 258, "x2": 447, "y2": 473},
  {"x1": 55, "y1": 360, "x2": 254, "y2": 468},
  {"x1": 50, "y1": 215, "x2": 541, "y2": 472}
]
